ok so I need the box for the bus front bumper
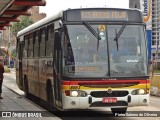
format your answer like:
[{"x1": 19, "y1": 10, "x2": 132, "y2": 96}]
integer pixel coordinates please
[{"x1": 62, "y1": 93, "x2": 149, "y2": 110}]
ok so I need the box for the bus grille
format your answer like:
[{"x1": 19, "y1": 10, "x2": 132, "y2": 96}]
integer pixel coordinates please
[
  {"x1": 90, "y1": 91, "x2": 129, "y2": 98},
  {"x1": 90, "y1": 101, "x2": 128, "y2": 107}
]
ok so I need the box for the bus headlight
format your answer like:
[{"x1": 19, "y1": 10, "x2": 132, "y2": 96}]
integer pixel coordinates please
[
  {"x1": 131, "y1": 89, "x2": 145, "y2": 95},
  {"x1": 138, "y1": 89, "x2": 145, "y2": 95},
  {"x1": 71, "y1": 91, "x2": 78, "y2": 97},
  {"x1": 65, "y1": 90, "x2": 87, "y2": 97}
]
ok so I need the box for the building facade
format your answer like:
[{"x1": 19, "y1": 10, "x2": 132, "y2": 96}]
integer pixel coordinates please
[
  {"x1": 129, "y1": 0, "x2": 153, "y2": 60},
  {"x1": 152, "y1": 0, "x2": 160, "y2": 62},
  {"x1": 0, "y1": 6, "x2": 46, "y2": 54},
  {"x1": 0, "y1": 6, "x2": 46, "y2": 65}
]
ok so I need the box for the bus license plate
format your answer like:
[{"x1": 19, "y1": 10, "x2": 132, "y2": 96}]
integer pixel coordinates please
[{"x1": 102, "y1": 98, "x2": 117, "y2": 103}]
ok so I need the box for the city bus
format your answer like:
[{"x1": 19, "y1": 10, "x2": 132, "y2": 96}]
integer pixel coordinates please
[{"x1": 16, "y1": 8, "x2": 150, "y2": 113}]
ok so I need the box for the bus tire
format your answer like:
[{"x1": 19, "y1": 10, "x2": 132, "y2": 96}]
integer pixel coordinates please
[
  {"x1": 111, "y1": 108, "x2": 127, "y2": 114},
  {"x1": 24, "y1": 77, "x2": 29, "y2": 98},
  {"x1": 46, "y1": 81, "x2": 56, "y2": 112}
]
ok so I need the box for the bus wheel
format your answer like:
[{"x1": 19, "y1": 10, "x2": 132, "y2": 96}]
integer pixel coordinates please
[
  {"x1": 46, "y1": 82, "x2": 56, "y2": 112},
  {"x1": 111, "y1": 108, "x2": 127, "y2": 114},
  {"x1": 24, "y1": 77, "x2": 29, "y2": 98}
]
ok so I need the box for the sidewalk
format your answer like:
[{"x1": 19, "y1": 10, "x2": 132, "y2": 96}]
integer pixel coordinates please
[
  {"x1": 1, "y1": 68, "x2": 60, "y2": 120},
  {"x1": 3, "y1": 68, "x2": 24, "y2": 95},
  {"x1": 0, "y1": 86, "x2": 61, "y2": 119},
  {"x1": 150, "y1": 75, "x2": 160, "y2": 96}
]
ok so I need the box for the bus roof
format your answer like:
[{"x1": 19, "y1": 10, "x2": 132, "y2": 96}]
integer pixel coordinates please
[
  {"x1": 17, "y1": 7, "x2": 142, "y2": 37},
  {"x1": 17, "y1": 11, "x2": 63, "y2": 37}
]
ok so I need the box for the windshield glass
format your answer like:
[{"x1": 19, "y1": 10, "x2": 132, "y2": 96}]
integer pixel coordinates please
[
  {"x1": 64, "y1": 24, "x2": 148, "y2": 78},
  {"x1": 108, "y1": 25, "x2": 148, "y2": 77}
]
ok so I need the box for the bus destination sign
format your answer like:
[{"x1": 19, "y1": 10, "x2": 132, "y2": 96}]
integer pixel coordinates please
[
  {"x1": 81, "y1": 10, "x2": 128, "y2": 21},
  {"x1": 66, "y1": 9, "x2": 142, "y2": 22}
]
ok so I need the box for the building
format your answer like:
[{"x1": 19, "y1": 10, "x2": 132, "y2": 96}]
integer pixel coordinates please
[
  {"x1": 0, "y1": 6, "x2": 46, "y2": 66},
  {"x1": 129, "y1": 0, "x2": 152, "y2": 60},
  {"x1": 30, "y1": 6, "x2": 46, "y2": 22},
  {"x1": 0, "y1": 6, "x2": 46, "y2": 57},
  {"x1": 152, "y1": 0, "x2": 160, "y2": 62}
]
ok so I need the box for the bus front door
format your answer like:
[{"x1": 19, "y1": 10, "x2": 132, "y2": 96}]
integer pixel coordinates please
[
  {"x1": 19, "y1": 41, "x2": 23, "y2": 89},
  {"x1": 53, "y1": 32, "x2": 62, "y2": 108}
]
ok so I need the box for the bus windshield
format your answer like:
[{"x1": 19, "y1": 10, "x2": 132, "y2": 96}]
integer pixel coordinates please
[{"x1": 64, "y1": 24, "x2": 148, "y2": 78}]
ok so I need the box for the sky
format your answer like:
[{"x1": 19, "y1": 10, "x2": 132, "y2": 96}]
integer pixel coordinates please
[{"x1": 39, "y1": 0, "x2": 129, "y2": 17}]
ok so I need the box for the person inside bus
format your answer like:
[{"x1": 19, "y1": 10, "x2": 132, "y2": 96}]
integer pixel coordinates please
[
  {"x1": 73, "y1": 35, "x2": 90, "y2": 63},
  {"x1": 85, "y1": 34, "x2": 102, "y2": 63},
  {"x1": 111, "y1": 39, "x2": 130, "y2": 62}
]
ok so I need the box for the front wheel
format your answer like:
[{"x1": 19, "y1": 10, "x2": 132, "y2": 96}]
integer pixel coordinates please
[
  {"x1": 111, "y1": 108, "x2": 127, "y2": 114},
  {"x1": 46, "y1": 82, "x2": 57, "y2": 112}
]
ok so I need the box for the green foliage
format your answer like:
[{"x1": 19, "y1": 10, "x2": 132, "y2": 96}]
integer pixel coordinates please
[
  {"x1": 11, "y1": 48, "x2": 16, "y2": 58},
  {"x1": 11, "y1": 16, "x2": 33, "y2": 36}
]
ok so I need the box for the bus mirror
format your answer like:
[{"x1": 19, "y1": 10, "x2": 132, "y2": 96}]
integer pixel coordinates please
[
  {"x1": 59, "y1": 21, "x2": 63, "y2": 29},
  {"x1": 61, "y1": 32, "x2": 65, "y2": 48},
  {"x1": 54, "y1": 32, "x2": 61, "y2": 50}
]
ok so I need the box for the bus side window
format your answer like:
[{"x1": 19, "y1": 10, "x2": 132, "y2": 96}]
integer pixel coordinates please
[
  {"x1": 16, "y1": 38, "x2": 19, "y2": 59},
  {"x1": 46, "y1": 24, "x2": 54, "y2": 57},
  {"x1": 28, "y1": 33, "x2": 33, "y2": 58},
  {"x1": 40, "y1": 28, "x2": 46, "y2": 57},
  {"x1": 33, "y1": 31, "x2": 39, "y2": 57},
  {"x1": 23, "y1": 35, "x2": 28, "y2": 58}
]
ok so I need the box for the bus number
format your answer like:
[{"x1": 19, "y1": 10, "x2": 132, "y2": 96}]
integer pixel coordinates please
[{"x1": 70, "y1": 85, "x2": 80, "y2": 90}]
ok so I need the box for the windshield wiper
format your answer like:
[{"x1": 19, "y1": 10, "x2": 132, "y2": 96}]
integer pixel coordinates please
[
  {"x1": 114, "y1": 21, "x2": 127, "y2": 51},
  {"x1": 83, "y1": 21, "x2": 101, "y2": 50}
]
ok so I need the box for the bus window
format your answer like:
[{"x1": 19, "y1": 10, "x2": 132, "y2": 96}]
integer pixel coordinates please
[
  {"x1": 28, "y1": 33, "x2": 33, "y2": 57},
  {"x1": 40, "y1": 28, "x2": 46, "y2": 57},
  {"x1": 23, "y1": 35, "x2": 28, "y2": 58},
  {"x1": 16, "y1": 38, "x2": 19, "y2": 59},
  {"x1": 46, "y1": 24, "x2": 54, "y2": 57},
  {"x1": 33, "y1": 31, "x2": 39, "y2": 57}
]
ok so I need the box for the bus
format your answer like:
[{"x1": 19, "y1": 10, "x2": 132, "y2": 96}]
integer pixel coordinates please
[{"x1": 16, "y1": 8, "x2": 150, "y2": 113}]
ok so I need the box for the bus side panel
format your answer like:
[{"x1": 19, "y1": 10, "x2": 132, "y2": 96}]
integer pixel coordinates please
[
  {"x1": 27, "y1": 58, "x2": 39, "y2": 97},
  {"x1": 32, "y1": 58, "x2": 39, "y2": 97},
  {"x1": 39, "y1": 58, "x2": 48, "y2": 101},
  {"x1": 16, "y1": 58, "x2": 21, "y2": 89},
  {"x1": 22, "y1": 58, "x2": 27, "y2": 89},
  {"x1": 44, "y1": 58, "x2": 54, "y2": 100},
  {"x1": 16, "y1": 40, "x2": 23, "y2": 90}
]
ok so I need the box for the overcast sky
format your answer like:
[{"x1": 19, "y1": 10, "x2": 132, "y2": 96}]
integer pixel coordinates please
[{"x1": 39, "y1": 0, "x2": 129, "y2": 17}]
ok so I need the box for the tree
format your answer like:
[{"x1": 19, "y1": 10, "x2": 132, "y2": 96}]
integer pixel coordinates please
[
  {"x1": 11, "y1": 48, "x2": 16, "y2": 58},
  {"x1": 11, "y1": 16, "x2": 33, "y2": 36}
]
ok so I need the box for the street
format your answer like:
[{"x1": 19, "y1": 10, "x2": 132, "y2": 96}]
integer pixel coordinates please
[{"x1": 2, "y1": 69, "x2": 160, "y2": 120}]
